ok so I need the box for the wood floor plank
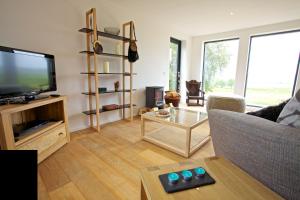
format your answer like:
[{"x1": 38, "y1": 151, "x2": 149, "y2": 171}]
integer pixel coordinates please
[
  {"x1": 115, "y1": 145, "x2": 159, "y2": 169},
  {"x1": 54, "y1": 147, "x2": 121, "y2": 200},
  {"x1": 39, "y1": 156, "x2": 71, "y2": 192},
  {"x1": 38, "y1": 118, "x2": 214, "y2": 199},
  {"x1": 65, "y1": 141, "x2": 139, "y2": 200},
  {"x1": 134, "y1": 140, "x2": 185, "y2": 162},
  {"x1": 38, "y1": 173, "x2": 51, "y2": 200},
  {"x1": 139, "y1": 149, "x2": 176, "y2": 165},
  {"x1": 87, "y1": 131, "x2": 158, "y2": 169},
  {"x1": 49, "y1": 182, "x2": 86, "y2": 200},
  {"x1": 78, "y1": 136, "x2": 141, "y2": 184},
  {"x1": 88, "y1": 132, "x2": 131, "y2": 153}
]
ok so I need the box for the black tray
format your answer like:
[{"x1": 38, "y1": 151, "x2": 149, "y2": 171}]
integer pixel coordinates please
[{"x1": 159, "y1": 167, "x2": 215, "y2": 193}]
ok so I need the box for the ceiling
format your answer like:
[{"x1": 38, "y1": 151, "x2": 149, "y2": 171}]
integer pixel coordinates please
[{"x1": 100, "y1": 0, "x2": 300, "y2": 36}]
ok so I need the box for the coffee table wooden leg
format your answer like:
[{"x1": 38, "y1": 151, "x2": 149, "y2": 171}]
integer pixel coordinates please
[
  {"x1": 141, "y1": 116, "x2": 145, "y2": 138},
  {"x1": 141, "y1": 180, "x2": 148, "y2": 200},
  {"x1": 185, "y1": 128, "x2": 191, "y2": 157}
]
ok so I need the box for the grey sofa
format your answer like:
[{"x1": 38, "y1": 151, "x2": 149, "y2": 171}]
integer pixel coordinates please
[{"x1": 208, "y1": 109, "x2": 300, "y2": 200}]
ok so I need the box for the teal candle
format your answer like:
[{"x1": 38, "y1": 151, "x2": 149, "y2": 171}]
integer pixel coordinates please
[
  {"x1": 168, "y1": 172, "x2": 179, "y2": 184},
  {"x1": 194, "y1": 167, "x2": 206, "y2": 177},
  {"x1": 181, "y1": 170, "x2": 193, "y2": 181}
]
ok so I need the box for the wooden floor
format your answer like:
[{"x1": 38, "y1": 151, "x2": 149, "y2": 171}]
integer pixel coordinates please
[{"x1": 38, "y1": 118, "x2": 214, "y2": 200}]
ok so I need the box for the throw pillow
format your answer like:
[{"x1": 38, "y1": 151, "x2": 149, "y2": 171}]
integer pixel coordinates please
[
  {"x1": 277, "y1": 89, "x2": 300, "y2": 128},
  {"x1": 247, "y1": 99, "x2": 290, "y2": 122}
]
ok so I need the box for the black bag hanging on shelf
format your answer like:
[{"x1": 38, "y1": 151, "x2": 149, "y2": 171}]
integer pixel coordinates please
[
  {"x1": 93, "y1": 26, "x2": 103, "y2": 54},
  {"x1": 90, "y1": 17, "x2": 103, "y2": 54},
  {"x1": 128, "y1": 22, "x2": 139, "y2": 63}
]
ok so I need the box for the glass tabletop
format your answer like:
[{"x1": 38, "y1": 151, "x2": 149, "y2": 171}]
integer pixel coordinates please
[{"x1": 143, "y1": 108, "x2": 208, "y2": 127}]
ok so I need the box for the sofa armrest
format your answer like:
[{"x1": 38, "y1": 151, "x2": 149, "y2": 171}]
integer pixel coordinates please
[{"x1": 208, "y1": 109, "x2": 300, "y2": 200}]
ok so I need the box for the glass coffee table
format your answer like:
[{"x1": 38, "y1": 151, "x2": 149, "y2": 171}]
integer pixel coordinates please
[{"x1": 141, "y1": 108, "x2": 209, "y2": 158}]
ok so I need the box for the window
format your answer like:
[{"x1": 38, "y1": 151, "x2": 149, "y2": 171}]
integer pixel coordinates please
[
  {"x1": 169, "y1": 38, "x2": 181, "y2": 91},
  {"x1": 202, "y1": 39, "x2": 239, "y2": 95},
  {"x1": 245, "y1": 30, "x2": 300, "y2": 106}
]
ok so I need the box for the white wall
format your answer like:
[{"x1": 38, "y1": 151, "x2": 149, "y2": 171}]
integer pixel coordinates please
[
  {"x1": 190, "y1": 19, "x2": 300, "y2": 97},
  {"x1": 0, "y1": 0, "x2": 191, "y2": 132}
]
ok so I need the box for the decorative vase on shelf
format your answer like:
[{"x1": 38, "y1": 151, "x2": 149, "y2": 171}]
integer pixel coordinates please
[
  {"x1": 116, "y1": 43, "x2": 122, "y2": 55},
  {"x1": 114, "y1": 81, "x2": 120, "y2": 92},
  {"x1": 103, "y1": 61, "x2": 110, "y2": 73},
  {"x1": 164, "y1": 91, "x2": 181, "y2": 107}
]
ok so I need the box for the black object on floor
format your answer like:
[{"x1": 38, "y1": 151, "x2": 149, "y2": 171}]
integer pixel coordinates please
[
  {"x1": 0, "y1": 150, "x2": 37, "y2": 200},
  {"x1": 159, "y1": 167, "x2": 215, "y2": 193}
]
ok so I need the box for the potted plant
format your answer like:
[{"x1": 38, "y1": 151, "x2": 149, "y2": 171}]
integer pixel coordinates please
[{"x1": 164, "y1": 91, "x2": 181, "y2": 107}]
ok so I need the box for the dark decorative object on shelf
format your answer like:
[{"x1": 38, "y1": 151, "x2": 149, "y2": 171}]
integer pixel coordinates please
[
  {"x1": 89, "y1": 16, "x2": 103, "y2": 55},
  {"x1": 82, "y1": 104, "x2": 136, "y2": 115},
  {"x1": 102, "y1": 104, "x2": 119, "y2": 111},
  {"x1": 128, "y1": 22, "x2": 139, "y2": 63},
  {"x1": 146, "y1": 87, "x2": 164, "y2": 108},
  {"x1": 98, "y1": 88, "x2": 107, "y2": 93},
  {"x1": 114, "y1": 81, "x2": 120, "y2": 91},
  {"x1": 93, "y1": 40, "x2": 103, "y2": 54}
]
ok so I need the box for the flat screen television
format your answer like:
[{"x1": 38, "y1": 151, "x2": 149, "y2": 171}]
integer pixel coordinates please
[{"x1": 0, "y1": 46, "x2": 56, "y2": 99}]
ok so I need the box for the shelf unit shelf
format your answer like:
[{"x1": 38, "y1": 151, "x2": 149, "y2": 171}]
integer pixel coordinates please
[
  {"x1": 80, "y1": 72, "x2": 137, "y2": 76},
  {"x1": 79, "y1": 50, "x2": 128, "y2": 58},
  {"x1": 82, "y1": 89, "x2": 136, "y2": 95},
  {"x1": 82, "y1": 104, "x2": 136, "y2": 115},
  {"x1": 78, "y1": 28, "x2": 136, "y2": 42},
  {"x1": 80, "y1": 8, "x2": 136, "y2": 133}
]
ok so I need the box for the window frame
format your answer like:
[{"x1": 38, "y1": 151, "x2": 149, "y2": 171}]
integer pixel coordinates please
[
  {"x1": 201, "y1": 37, "x2": 239, "y2": 92},
  {"x1": 243, "y1": 29, "x2": 300, "y2": 106},
  {"x1": 170, "y1": 37, "x2": 182, "y2": 91},
  {"x1": 294, "y1": 54, "x2": 300, "y2": 93}
]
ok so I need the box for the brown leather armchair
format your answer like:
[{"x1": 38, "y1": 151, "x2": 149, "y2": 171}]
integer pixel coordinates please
[{"x1": 186, "y1": 80, "x2": 205, "y2": 106}]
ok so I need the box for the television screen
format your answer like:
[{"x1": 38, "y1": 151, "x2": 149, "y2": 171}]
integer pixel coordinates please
[{"x1": 0, "y1": 46, "x2": 56, "y2": 98}]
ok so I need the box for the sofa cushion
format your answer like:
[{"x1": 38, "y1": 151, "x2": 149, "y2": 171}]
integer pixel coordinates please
[
  {"x1": 277, "y1": 89, "x2": 300, "y2": 128},
  {"x1": 247, "y1": 99, "x2": 289, "y2": 122}
]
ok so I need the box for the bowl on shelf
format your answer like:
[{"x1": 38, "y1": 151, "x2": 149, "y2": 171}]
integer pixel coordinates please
[
  {"x1": 102, "y1": 104, "x2": 119, "y2": 111},
  {"x1": 104, "y1": 27, "x2": 120, "y2": 36}
]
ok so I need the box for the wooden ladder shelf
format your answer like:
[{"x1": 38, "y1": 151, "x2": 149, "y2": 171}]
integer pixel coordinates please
[{"x1": 80, "y1": 8, "x2": 136, "y2": 133}]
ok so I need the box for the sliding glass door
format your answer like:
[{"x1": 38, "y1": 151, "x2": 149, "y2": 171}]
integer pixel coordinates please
[
  {"x1": 169, "y1": 38, "x2": 181, "y2": 91},
  {"x1": 202, "y1": 39, "x2": 239, "y2": 95},
  {"x1": 245, "y1": 30, "x2": 300, "y2": 106}
]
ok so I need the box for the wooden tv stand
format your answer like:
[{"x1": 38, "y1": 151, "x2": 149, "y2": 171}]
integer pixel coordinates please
[{"x1": 0, "y1": 96, "x2": 70, "y2": 163}]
